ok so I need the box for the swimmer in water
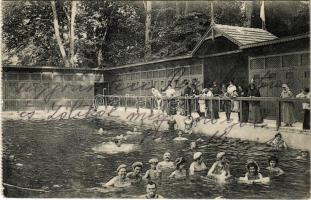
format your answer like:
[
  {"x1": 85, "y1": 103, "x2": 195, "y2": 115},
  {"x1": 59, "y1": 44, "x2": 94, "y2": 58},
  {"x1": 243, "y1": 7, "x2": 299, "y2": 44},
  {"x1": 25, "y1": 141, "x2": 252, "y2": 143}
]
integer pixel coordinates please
[
  {"x1": 169, "y1": 157, "x2": 187, "y2": 179},
  {"x1": 244, "y1": 160, "x2": 263, "y2": 181},
  {"x1": 184, "y1": 115, "x2": 194, "y2": 134},
  {"x1": 157, "y1": 152, "x2": 175, "y2": 177},
  {"x1": 296, "y1": 151, "x2": 309, "y2": 160},
  {"x1": 143, "y1": 158, "x2": 162, "y2": 181},
  {"x1": 207, "y1": 152, "x2": 231, "y2": 179},
  {"x1": 127, "y1": 127, "x2": 142, "y2": 135},
  {"x1": 127, "y1": 162, "x2": 143, "y2": 184},
  {"x1": 266, "y1": 156, "x2": 284, "y2": 176},
  {"x1": 173, "y1": 131, "x2": 188, "y2": 141},
  {"x1": 190, "y1": 141, "x2": 197, "y2": 150},
  {"x1": 140, "y1": 181, "x2": 164, "y2": 199},
  {"x1": 267, "y1": 133, "x2": 288, "y2": 150},
  {"x1": 189, "y1": 152, "x2": 208, "y2": 176},
  {"x1": 104, "y1": 164, "x2": 131, "y2": 188}
]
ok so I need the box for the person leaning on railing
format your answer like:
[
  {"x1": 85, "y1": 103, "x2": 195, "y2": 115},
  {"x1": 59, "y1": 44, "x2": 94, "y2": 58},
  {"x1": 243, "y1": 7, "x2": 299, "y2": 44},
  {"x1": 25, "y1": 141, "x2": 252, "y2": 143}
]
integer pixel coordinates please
[
  {"x1": 296, "y1": 88, "x2": 310, "y2": 131},
  {"x1": 280, "y1": 84, "x2": 295, "y2": 127}
]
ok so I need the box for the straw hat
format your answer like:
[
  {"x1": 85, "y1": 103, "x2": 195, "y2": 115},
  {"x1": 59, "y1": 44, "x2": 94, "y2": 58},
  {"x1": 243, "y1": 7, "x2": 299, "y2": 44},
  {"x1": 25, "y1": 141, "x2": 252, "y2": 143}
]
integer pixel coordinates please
[
  {"x1": 216, "y1": 152, "x2": 226, "y2": 160},
  {"x1": 132, "y1": 162, "x2": 143, "y2": 169},
  {"x1": 117, "y1": 164, "x2": 127, "y2": 172},
  {"x1": 193, "y1": 152, "x2": 202, "y2": 160},
  {"x1": 149, "y1": 158, "x2": 159, "y2": 164}
]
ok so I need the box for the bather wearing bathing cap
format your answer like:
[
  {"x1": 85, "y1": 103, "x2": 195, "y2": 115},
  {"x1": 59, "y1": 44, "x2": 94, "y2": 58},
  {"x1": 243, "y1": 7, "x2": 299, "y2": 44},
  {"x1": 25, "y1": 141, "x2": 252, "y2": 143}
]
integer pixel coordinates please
[
  {"x1": 149, "y1": 158, "x2": 159, "y2": 164},
  {"x1": 117, "y1": 164, "x2": 127, "y2": 172},
  {"x1": 193, "y1": 152, "x2": 202, "y2": 160},
  {"x1": 216, "y1": 152, "x2": 226, "y2": 160},
  {"x1": 132, "y1": 162, "x2": 143, "y2": 169}
]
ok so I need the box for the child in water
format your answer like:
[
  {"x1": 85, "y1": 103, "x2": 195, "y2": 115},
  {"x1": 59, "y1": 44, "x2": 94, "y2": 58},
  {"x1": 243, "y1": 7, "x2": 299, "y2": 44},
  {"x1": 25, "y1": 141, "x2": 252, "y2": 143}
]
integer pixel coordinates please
[
  {"x1": 267, "y1": 133, "x2": 288, "y2": 150},
  {"x1": 266, "y1": 156, "x2": 284, "y2": 176},
  {"x1": 169, "y1": 157, "x2": 187, "y2": 179},
  {"x1": 184, "y1": 115, "x2": 194, "y2": 134},
  {"x1": 143, "y1": 158, "x2": 162, "y2": 181}
]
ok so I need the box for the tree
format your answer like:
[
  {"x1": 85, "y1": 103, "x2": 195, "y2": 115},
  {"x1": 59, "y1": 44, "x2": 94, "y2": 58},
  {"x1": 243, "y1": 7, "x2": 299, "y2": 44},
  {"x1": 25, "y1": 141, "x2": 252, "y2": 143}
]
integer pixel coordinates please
[{"x1": 143, "y1": 0, "x2": 152, "y2": 61}]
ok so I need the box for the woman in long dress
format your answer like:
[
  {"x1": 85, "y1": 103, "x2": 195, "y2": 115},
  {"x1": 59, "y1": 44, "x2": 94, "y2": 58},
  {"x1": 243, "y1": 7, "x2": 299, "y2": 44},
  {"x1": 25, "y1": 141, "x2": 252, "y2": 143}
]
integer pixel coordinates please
[
  {"x1": 238, "y1": 85, "x2": 249, "y2": 123},
  {"x1": 248, "y1": 83, "x2": 263, "y2": 124},
  {"x1": 280, "y1": 84, "x2": 295, "y2": 127},
  {"x1": 198, "y1": 89, "x2": 207, "y2": 117}
]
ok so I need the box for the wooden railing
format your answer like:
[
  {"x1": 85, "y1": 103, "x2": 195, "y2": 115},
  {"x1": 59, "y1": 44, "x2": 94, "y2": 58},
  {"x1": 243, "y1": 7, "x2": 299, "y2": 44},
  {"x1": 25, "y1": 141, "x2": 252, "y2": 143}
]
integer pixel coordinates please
[{"x1": 95, "y1": 95, "x2": 310, "y2": 131}]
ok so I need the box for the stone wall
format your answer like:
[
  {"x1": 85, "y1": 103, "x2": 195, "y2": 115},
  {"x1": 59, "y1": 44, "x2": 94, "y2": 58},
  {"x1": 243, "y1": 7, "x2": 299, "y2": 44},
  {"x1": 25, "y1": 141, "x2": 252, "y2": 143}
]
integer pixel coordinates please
[{"x1": 2, "y1": 66, "x2": 105, "y2": 111}]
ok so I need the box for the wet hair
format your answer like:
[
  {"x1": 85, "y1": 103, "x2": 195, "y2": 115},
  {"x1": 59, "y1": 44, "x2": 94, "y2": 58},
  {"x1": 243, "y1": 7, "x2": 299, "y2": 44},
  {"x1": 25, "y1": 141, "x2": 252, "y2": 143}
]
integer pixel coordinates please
[
  {"x1": 304, "y1": 88, "x2": 310, "y2": 93},
  {"x1": 268, "y1": 156, "x2": 279, "y2": 165},
  {"x1": 275, "y1": 133, "x2": 282, "y2": 138},
  {"x1": 147, "y1": 181, "x2": 157, "y2": 188},
  {"x1": 247, "y1": 162, "x2": 258, "y2": 172}
]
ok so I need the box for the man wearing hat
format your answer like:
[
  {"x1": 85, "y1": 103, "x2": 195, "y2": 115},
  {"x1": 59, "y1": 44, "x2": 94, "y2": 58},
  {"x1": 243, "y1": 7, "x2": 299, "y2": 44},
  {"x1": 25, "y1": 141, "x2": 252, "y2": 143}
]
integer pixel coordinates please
[
  {"x1": 143, "y1": 158, "x2": 162, "y2": 181},
  {"x1": 127, "y1": 162, "x2": 143, "y2": 184},
  {"x1": 105, "y1": 164, "x2": 131, "y2": 187},
  {"x1": 189, "y1": 152, "x2": 208, "y2": 176},
  {"x1": 207, "y1": 152, "x2": 231, "y2": 179}
]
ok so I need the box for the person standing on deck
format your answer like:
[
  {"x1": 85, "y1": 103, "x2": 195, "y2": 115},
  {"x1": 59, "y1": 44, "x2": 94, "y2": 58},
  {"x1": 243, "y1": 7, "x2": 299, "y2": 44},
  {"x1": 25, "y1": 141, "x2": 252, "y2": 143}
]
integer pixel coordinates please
[
  {"x1": 198, "y1": 89, "x2": 208, "y2": 117},
  {"x1": 296, "y1": 88, "x2": 310, "y2": 130},
  {"x1": 237, "y1": 85, "x2": 249, "y2": 123},
  {"x1": 248, "y1": 83, "x2": 263, "y2": 124},
  {"x1": 151, "y1": 87, "x2": 163, "y2": 111},
  {"x1": 183, "y1": 81, "x2": 192, "y2": 115},
  {"x1": 280, "y1": 84, "x2": 295, "y2": 127},
  {"x1": 165, "y1": 84, "x2": 176, "y2": 115}
]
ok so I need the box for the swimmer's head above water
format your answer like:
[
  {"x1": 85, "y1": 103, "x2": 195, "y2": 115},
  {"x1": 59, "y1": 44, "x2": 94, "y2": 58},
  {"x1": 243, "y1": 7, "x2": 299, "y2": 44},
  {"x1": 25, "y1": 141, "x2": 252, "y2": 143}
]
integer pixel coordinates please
[
  {"x1": 117, "y1": 164, "x2": 127, "y2": 178},
  {"x1": 132, "y1": 162, "x2": 143, "y2": 175},
  {"x1": 149, "y1": 158, "x2": 159, "y2": 169},
  {"x1": 268, "y1": 156, "x2": 279, "y2": 168},
  {"x1": 163, "y1": 152, "x2": 171, "y2": 161}
]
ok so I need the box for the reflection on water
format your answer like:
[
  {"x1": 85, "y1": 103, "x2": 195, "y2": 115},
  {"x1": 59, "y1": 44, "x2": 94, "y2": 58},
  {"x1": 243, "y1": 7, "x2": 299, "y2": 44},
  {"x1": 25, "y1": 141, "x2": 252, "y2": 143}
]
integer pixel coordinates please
[
  {"x1": 92, "y1": 142, "x2": 138, "y2": 154},
  {"x1": 2, "y1": 119, "x2": 310, "y2": 199}
]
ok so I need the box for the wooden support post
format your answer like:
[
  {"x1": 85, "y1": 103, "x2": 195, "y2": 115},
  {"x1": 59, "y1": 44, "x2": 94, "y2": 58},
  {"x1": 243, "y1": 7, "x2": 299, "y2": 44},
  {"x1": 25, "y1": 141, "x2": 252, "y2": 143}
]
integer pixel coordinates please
[
  {"x1": 239, "y1": 100, "x2": 243, "y2": 126},
  {"x1": 276, "y1": 100, "x2": 282, "y2": 131},
  {"x1": 210, "y1": 99, "x2": 213, "y2": 120},
  {"x1": 150, "y1": 97, "x2": 153, "y2": 114}
]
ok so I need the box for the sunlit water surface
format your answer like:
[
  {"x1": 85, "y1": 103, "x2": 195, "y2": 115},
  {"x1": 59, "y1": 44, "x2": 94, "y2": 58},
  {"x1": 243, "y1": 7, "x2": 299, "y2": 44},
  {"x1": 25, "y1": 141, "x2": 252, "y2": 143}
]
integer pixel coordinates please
[{"x1": 2, "y1": 119, "x2": 310, "y2": 198}]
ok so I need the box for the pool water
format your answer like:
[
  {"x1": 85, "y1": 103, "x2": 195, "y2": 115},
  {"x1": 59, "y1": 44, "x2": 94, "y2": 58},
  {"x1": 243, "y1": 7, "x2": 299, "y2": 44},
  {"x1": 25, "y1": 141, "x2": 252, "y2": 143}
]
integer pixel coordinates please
[{"x1": 2, "y1": 119, "x2": 310, "y2": 198}]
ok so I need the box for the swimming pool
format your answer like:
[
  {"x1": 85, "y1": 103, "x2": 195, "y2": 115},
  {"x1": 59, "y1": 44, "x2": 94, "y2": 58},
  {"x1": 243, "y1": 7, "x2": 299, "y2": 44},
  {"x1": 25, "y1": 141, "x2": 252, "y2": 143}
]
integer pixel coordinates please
[{"x1": 2, "y1": 119, "x2": 310, "y2": 198}]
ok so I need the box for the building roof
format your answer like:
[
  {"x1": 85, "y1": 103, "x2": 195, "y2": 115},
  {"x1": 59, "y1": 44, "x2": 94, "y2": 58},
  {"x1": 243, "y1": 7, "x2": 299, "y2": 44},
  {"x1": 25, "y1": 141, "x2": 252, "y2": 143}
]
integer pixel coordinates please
[
  {"x1": 191, "y1": 23, "x2": 278, "y2": 55},
  {"x1": 214, "y1": 24, "x2": 278, "y2": 46},
  {"x1": 240, "y1": 33, "x2": 309, "y2": 49}
]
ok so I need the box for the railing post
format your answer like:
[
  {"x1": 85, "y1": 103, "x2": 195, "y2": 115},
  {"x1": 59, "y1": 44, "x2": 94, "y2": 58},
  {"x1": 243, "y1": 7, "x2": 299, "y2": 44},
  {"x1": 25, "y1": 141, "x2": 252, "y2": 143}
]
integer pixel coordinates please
[
  {"x1": 185, "y1": 94, "x2": 188, "y2": 115},
  {"x1": 125, "y1": 94, "x2": 128, "y2": 112},
  {"x1": 276, "y1": 99, "x2": 281, "y2": 131},
  {"x1": 210, "y1": 98, "x2": 213, "y2": 120},
  {"x1": 150, "y1": 97, "x2": 153, "y2": 114},
  {"x1": 136, "y1": 97, "x2": 139, "y2": 113},
  {"x1": 239, "y1": 99, "x2": 243, "y2": 126},
  {"x1": 145, "y1": 96, "x2": 147, "y2": 108},
  {"x1": 105, "y1": 95, "x2": 108, "y2": 109}
]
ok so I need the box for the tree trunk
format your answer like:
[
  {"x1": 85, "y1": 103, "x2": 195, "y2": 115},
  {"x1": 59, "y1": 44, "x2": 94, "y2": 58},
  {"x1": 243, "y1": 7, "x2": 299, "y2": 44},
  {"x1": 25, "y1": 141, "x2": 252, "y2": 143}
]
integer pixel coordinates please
[
  {"x1": 244, "y1": 1, "x2": 253, "y2": 27},
  {"x1": 51, "y1": 1, "x2": 70, "y2": 67},
  {"x1": 97, "y1": 27, "x2": 108, "y2": 68},
  {"x1": 69, "y1": 1, "x2": 77, "y2": 67},
  {"x1": 143, "y1": 0, "x2": 152, "y2": 61}
]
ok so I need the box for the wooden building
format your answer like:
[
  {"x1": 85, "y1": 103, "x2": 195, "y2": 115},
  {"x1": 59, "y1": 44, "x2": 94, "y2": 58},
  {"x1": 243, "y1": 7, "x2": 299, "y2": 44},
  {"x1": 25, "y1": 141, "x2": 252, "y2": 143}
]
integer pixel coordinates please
[{"x1": 104, "y1": 23, "x2": 310, "y2": 98}]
